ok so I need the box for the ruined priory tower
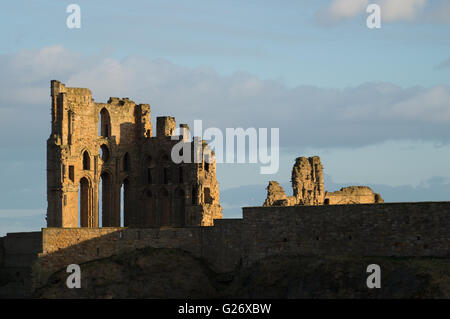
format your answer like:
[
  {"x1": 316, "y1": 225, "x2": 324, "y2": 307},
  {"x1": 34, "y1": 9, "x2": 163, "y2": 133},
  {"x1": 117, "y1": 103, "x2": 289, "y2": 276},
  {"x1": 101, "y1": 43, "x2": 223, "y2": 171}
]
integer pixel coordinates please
[
  {"x1": 291, "y1": 156, "x2": 325, "y2": 205},
  {"x1": 264, "y1": 156, "x2": 383, "y2": 206},
  {"x1": 46, "y1": 80, "x2": 222, "y2": 228}
]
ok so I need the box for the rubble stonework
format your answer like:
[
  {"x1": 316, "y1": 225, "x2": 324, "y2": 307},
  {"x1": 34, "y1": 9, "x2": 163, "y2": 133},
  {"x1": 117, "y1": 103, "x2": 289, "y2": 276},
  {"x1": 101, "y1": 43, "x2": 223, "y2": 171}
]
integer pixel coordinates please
[
  {"x1": 47, "y1": 80, "x2": 222, "y2": 228},
  {"x1": 264, "y1": 156, "x2": 383, "y2": 206},
  {"x1": 264, "y1": 181, "x2": 289, "y2": 206},
  {"x1": 291, "y1": 156, "x2": 325, "y2": 205},
  {"x1": 325, "y1": 186, "x2": 384, "y2": 205}
]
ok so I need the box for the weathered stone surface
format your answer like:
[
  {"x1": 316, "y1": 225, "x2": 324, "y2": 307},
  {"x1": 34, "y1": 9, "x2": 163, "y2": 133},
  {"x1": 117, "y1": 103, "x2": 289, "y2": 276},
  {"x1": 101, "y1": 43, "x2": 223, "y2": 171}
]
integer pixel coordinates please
[
  {"x1": 324, "y1": 186, "x2": 384, "y2": 205},
  {"x1": 33, "y1": 202, "x2": 450, "y2": 285},
  {"x1": 2, "y1": 80, "x2": 449, "y2": 299},
  {"x1": 223, "y1": 255, "x2": 450, "y2": 298},
  {"x1": 47, "y1": 80, "x2": 222, "y2": 229},
  {"x1": 34, "y1": 247, "x2": 218, "y2": 299},
  {"x1": 263, "y1": 181, "x2": 289, "y2": 206},
  {"x1": 264, "y1": 156, "x2": 383, "y2": 206},
  {"x1": 2, "y1": 201, "x2": 450, "y2": 298},
  {"x1": 292, "y1": 156, "x2": 324, "y2": 205}
]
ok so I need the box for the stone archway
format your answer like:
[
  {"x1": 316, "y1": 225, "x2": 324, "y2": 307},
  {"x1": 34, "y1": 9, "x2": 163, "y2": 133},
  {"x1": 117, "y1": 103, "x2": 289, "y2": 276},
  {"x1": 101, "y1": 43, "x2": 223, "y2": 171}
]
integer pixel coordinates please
[
  {"x1": 120, "y1": 178, "x2": 130, "y2": 227},
  {"x1": 99, "y1": 172, "x2": 112, "y2": 227},
  {"x1": 79, "y1": 177, "x2": 94, "y2": 227}
]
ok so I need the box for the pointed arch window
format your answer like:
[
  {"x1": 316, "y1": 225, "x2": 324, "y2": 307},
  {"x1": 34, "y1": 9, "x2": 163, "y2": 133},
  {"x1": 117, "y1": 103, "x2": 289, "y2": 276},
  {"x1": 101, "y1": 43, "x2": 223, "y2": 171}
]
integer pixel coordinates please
[
  {"x1": 100, "y1": 145, "x2": 110, "y2": 162},
  {"x1": 99, "y1": 108, "x2": 111, "y2": 137},
  {"x1": 83, "y1": 151, "x2": 90, "y2": 170}
]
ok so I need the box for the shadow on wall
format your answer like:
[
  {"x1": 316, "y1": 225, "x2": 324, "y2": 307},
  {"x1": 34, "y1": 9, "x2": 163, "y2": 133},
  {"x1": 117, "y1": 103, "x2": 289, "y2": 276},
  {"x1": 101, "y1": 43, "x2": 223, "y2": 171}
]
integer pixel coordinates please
[
  {"x1": 30, "y1": 221, "x2": 244, "y2": 297},
  {"x1": 13, "y1": 219, "x2": 450, "y2": 299},
  {"x1": 32, "y1": 227, "x2": 202, "y2": 293},
  {"x1": 1, "y1": 228, "x2": 209, "y2": 298},
  {"x1": 2, "y1": 201, "x2": 450, "y2": 298}
]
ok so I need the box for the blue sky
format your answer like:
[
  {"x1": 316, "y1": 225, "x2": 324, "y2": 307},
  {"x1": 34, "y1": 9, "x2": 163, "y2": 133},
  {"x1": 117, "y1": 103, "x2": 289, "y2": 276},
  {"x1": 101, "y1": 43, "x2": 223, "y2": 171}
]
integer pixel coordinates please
[
  {"x1": 2, "y1": 0, "x2": 449, "y2": 88},
  {"x1": 0, "y1": 0, "x2": 449, "y2": 235}
]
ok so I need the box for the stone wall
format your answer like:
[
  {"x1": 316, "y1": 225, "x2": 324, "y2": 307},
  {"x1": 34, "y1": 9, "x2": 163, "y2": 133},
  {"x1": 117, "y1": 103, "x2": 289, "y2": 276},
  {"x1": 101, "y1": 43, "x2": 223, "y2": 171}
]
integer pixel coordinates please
[
  {"x1": 201, "y1": 219, "x2": 244, "y2": 272},
  {"x1": 38, "y1": 227, "x2": 203, "y2": 273},
  {"x1": 263, "y1": 181, "x2": 292, "y2": 206},
  {"x1": 0, "y1": 232, "x2": 42, "y2": 298},
  {"x1": 241, "y1": 202, "x2": 450, "y2": 266},
  {"x1": 34, "y1": 220, "x2": 244, "y2": 282},
  {"x1": 2, "y1": 232, "x2": 42, "y2": 268},
  {"x1": 35, "y1": 201, "x2": 450, "y2": 275},
  {"x1": 3, "y1": 201, "x2": 450, "y2": 296},
  {"x1": 325, "y1": 186, "x2": 384, "y2": 205},
  {"x1": 47, "y1": 80, "x2": 222, "y2": 229},
  {"x1": 291, "y1": 156, "x2": 324, "y2": 205}
]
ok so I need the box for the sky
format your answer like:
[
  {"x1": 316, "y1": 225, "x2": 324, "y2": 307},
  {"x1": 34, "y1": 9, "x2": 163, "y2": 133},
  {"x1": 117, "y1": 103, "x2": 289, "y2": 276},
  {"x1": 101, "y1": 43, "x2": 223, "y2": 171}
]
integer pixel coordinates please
[{"x1": 0, "y1": 0, "x2": 449, "y2": 235}]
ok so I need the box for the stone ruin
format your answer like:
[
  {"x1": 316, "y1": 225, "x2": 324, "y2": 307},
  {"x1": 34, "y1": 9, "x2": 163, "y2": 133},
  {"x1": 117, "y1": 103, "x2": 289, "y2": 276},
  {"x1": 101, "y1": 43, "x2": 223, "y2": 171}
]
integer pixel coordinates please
[
  {"x1": 325, "y1": 185, "x2": 384, "y2": 205},
  {"x1": 47, "y1": 80, "x2": 222, "y2": 228},
  {"x1": 4, "y1": 81, "x2": 450, "y2": 299},
  {"x1": 263, "y1": 156, "x2": 383, "y2": 206}
]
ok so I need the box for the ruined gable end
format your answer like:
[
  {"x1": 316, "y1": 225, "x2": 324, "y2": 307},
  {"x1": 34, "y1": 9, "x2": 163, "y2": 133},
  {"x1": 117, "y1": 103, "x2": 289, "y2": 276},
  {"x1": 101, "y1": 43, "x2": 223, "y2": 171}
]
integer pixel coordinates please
[{"x1": 46, "y1": 80, "x2": 222, "y2": 229}]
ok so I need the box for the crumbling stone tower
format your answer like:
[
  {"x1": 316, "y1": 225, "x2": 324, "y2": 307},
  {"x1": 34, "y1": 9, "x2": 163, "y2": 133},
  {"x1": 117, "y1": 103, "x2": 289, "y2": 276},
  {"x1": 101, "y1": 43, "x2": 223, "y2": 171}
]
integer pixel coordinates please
[
  {"x1": 47, "y1": 80, "x2": 222, "y2": 228},
  {"x1": 291, "y1": 156, "x2": 325, "y2": 205}
]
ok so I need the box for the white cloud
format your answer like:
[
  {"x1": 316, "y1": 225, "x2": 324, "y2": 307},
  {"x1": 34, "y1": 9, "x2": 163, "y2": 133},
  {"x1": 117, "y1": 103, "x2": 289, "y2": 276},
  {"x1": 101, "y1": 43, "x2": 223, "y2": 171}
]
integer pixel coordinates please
[
  {"x1": 0, "y1": 45, "x2": 450, "y2": 150},
  {"x1": 0, "y1": 45, "x2": 449, "y2": 217},
  {"x1": 316, "y1": 0, "x2": 450, "y2": 25},
  {"x1": 391, "y1": 85, "x2": 450, "y2": 122}
]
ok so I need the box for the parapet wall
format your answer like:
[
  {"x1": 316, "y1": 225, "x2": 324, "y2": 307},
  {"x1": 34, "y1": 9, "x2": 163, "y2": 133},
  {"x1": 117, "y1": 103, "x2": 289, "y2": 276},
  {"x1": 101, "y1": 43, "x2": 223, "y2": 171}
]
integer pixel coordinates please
[
  {"x1": 241, "y1": 202, "x2": 450, "y2": 266},
  {"x1": 2, "y1": 232, "x2": 42, "y2": 268},
  {"x1": 0, "y1": 232, "x2": 42, "y2": 298},
  {"x1": 35, "y1": 202, "x2": 450, "y2": 274},
  {"x1": 38, "y1": 227, "x2": 203, "y2": 273},
  {"x1": 4, "y1": 201, "x2": 450, "y2": 294}
]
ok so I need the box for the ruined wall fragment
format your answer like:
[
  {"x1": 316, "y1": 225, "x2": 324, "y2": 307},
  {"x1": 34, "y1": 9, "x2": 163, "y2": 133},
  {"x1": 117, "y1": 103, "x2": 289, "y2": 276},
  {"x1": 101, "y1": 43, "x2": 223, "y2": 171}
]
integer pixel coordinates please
[
  {"x1": 263, "y1": 181, "x2": 290, "y2": 206},
  {"x1": 263, "y1": 156, "x2": 383, "y2": 207},
  {"x1": 324, "y1": 186, "x2": 384, "y2": 205}
]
